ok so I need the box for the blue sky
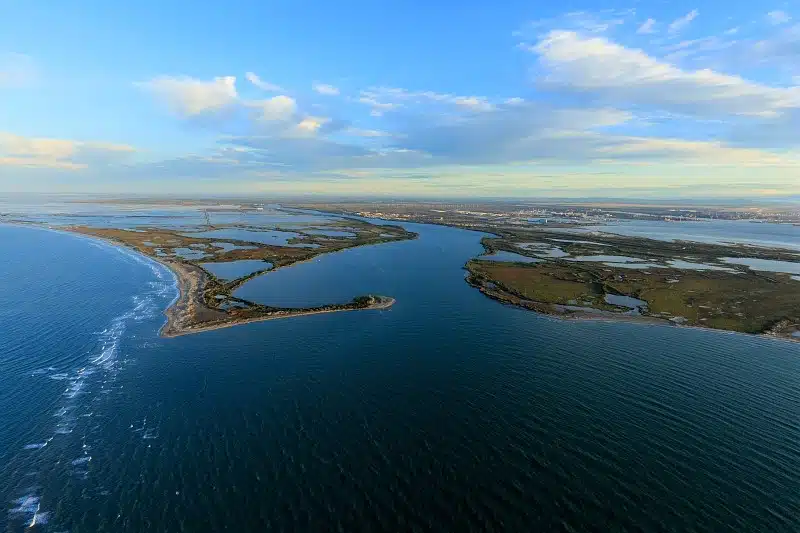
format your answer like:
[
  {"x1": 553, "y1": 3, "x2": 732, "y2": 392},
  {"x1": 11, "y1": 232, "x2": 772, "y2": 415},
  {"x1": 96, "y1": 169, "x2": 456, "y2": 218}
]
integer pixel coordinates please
[{"x1": 1, "y1": 0, "x2": 799, "y2": 198}]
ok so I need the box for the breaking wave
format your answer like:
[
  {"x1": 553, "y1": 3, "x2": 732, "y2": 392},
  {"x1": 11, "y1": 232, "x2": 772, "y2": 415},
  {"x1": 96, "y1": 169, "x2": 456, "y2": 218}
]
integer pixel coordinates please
[{"x1": 7, "y1": 239, "x2": 178, "y2": 532}]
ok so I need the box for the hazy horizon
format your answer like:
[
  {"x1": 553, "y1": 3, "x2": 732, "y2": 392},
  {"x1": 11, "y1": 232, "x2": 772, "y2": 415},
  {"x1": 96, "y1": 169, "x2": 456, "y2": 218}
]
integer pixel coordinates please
[{"x1": 2, "y1": 192, "x2": 799, "y2": 209}]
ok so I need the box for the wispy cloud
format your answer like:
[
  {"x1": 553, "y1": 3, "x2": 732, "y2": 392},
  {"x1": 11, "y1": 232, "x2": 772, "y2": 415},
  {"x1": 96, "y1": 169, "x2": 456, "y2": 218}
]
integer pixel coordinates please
[
  {"x1": 245, "y1": 72, "x2": 284, "y2": 92},
  {"x1": 357, "y1": 87, "x2": 496, "y2": 114},
  {"x1": 139, "y1": 76, "x2": 239, "y2": 117},
  {"x1": 0, "y1": 132, "x2": 134, "y2": 170},
  {"x1": 766, "y1": 11, "x2": 791, "y2": 25},
  {"x1": 313, "y1": 83, "x2": 340, "y2": 95},
  {"x1": 636, "y1": 18, "x2": 656, "y2": 34},
  {"x1": 531, "y1": 31, "x2": 800, "y2": 118},
  {"x1": 668, "y1": 9, "x2": 698, "y2": 35}
]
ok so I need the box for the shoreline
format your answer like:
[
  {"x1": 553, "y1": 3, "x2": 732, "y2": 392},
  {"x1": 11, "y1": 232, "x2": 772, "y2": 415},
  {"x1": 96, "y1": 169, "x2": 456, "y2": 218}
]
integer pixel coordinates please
[
  {"x1": 466, "y1": 274, "x2": 800, "y2": 344},
  {"x1": 89, "y1": 236, "x2": 397, "y2": 338},
  {"x1": 160, "y1": 297, "x2": 395, "y2": 338},
  {"x1": 4, "y1": 220, "x2": 797, "y2": 343},
  {"x1": 2, "y1": 222, "x2": 396, "y2": 338},
  {"x1": 286, "y1": 208, "x2": 800, "y2": 343}
]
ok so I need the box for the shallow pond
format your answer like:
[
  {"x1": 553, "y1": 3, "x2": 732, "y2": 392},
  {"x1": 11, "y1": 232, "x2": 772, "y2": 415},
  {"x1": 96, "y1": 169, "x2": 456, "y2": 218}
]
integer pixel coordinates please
[
  {"x1": 479, "y1": 251, "x2": 542, "y2": 263},
  {"x1": 568, "y1": 255, "x2": 645, "y2": 263},
  {"x1": 201, "y1": 260, "x2": 273, "y2": 280},
  {"x1": 173, "y1": 247, "x2": 209, "y2": 260},
  {"x1": 667, "y1": 260, "x2": 735, "y2": 272},
  {"x1": 721, "y1": 257, "x2": 800, "y2": 275},
  {"x1": 603, "y1": 262, "x2": 664, "y2": 269},
  {"x1": 549, "y1": 238, "x2": 610, "y2": 246},
  {"x1": 183, "y1": 229, "x2": 301, "y2": 246},
  {"x1": 211, "y1": 242, "x2": 257, "y2": 252},
  {"x1": 516, "y1": 243, "x2": 569, "y2": 258},
  {"x1": 605, "y1": 294, "x2": 648, "y2": 311},
  {"x1": 561, "y1": 219, "x2": 800, "y2": 251},
  {"x1": 303, "y1": 229, "x2": 356, "y2": 238}
]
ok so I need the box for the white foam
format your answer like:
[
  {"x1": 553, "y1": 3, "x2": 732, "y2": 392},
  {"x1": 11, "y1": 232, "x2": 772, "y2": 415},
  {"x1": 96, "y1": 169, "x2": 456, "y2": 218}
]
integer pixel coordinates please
[
  {"x1": 30, "y1": 510, "x2": 49, "y2": 526},
  {"x1": 10, "y1": 495, "x2": 39, "y2": 515},
  {"x1": 23, "y1": 437, "x2": 52, "y2": 450},
  {"x1": 7, "y1": 232, "x2": 177, "y2": 520}
]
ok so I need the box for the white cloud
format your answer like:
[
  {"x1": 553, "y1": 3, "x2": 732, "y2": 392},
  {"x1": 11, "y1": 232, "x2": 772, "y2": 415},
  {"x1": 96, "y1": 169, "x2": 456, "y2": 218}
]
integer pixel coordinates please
[
  {"x1": 595, "y1": 136, "x2": 800, "y2": 167},
  {"x1": 345, "y1": 128, "x2": 392, "y2": 137},
  {"x1": 0, "y1": 53, "x2": 37, "y2": 87},
  {"x1": 453, "y1": 96, "x2": 494, "y2": 111},
  {"x1": 290, "y1": 116, "x2": 329, "y2": 136},
  {"x1": 0, "y1": 132, "x2": 134, "y2": 169},
  {"x1": 245, "y1": 72, "x2": 284, "y2": 92},
  {"x1": 313, "y1": 83, "x2": 340, "y2": 95},
  {"x1": 140, "y1": 75, "x2": 238, "y2": 116},
  {"x1": 637, "y1": 18, "x2": 656, "y2": 34},
  {"x1": 247, "y1": 95, "x2": 297, "y2": 122},
  {"x1": 531, "y1": 31, "x2": 800, "y2": 117},
  {"x1": 668, "y1": 9, "x2": 698, "y2": 35},
  {"x1": 519, "y1": 10, "x2": 634, "y2": 36},
  {"x1": 357, "y1": 87, "x2": 499, "y2": 114},
  {"x1": 767, "y1": 11, "x2": 791, "y2": 25},
  {"x1": 358, "y1": 94, "x2": 401, "y2": 116},
  {"x1": 564, "y1": 10, "x2": 628, "y2": 33}
]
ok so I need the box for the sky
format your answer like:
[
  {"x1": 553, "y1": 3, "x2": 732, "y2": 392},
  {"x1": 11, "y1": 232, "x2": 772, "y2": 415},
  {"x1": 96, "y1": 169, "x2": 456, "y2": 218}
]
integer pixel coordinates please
[{"x1": 1, "y1": 0, "x2": 799, "y2": 199}]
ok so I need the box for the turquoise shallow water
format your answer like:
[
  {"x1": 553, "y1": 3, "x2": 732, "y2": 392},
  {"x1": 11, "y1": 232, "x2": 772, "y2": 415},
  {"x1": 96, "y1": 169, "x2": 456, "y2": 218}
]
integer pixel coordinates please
[{"x1": 1, "y1": 221, "x2": 800, "y2": 532}]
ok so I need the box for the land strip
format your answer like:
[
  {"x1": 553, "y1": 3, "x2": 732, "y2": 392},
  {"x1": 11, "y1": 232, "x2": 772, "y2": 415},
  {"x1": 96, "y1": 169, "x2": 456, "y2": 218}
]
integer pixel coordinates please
[{"x1": 63, "y1": 217, "x2": 415, "y2": 337}]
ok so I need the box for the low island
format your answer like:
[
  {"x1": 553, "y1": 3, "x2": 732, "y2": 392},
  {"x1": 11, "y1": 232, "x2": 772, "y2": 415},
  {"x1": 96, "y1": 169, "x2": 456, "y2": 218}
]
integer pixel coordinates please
[
  {"x1": 63, "y1": 213, "x2": 415, "y2": 337},
  {"x1": 291, "y1": 200, "x2": 800, "y2": 342},
  {"x1": 466, "y1": 230, "x2": 800, "y2": 341}
]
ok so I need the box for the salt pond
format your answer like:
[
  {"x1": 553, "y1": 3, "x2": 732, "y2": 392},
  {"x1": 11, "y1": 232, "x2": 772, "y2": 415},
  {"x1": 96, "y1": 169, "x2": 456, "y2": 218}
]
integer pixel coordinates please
[
  {"x1": 605, "y1": 294, "x2": 648, "y2": 311},
  {"x1": 556, "y1": 219, "x2": 800, "y2": 251},
  {"x1": 183, "y1": 229, "x2": 301, "y2": 246},
  {"x1": 211, "y1": 242, "x2": 257, "y2": 252},
  {"x1": 480, "y1": 251, "x2": 542, "y2": 263},
  {"x1": 200, "y1": 260, "x2": 273, "y2": 280},
  {"x1": 568, "y1": 255, "x2": 645, "y2": 263},
  {"x1": 667, "y1": 260, "x2": 735, "y2": 272},
  {"x1": 721, "y1": 257, "x2": 800, "y2": 275}
]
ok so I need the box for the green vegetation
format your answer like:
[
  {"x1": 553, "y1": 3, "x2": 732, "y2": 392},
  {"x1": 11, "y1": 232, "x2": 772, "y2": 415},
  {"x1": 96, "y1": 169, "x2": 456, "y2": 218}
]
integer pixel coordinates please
[
  {"x1": 467, "y1": 256, "x2": 800, "y2": 339},
  {"x1": 68, "y1": 220, "x2": 413, "y2": 332}
]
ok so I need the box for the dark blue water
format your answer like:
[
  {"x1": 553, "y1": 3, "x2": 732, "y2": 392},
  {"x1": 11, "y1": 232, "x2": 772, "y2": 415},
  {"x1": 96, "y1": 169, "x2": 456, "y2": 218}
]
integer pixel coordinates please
[{"x1": 2, "y1": 222, "x2": 800, "y2": 532}]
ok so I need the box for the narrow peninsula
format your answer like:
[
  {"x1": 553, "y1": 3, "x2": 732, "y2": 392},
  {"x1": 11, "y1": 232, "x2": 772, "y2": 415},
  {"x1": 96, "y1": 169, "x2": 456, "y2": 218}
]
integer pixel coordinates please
[{"x1": 64, "y1": 212, "x2": 415, "y2": 337}]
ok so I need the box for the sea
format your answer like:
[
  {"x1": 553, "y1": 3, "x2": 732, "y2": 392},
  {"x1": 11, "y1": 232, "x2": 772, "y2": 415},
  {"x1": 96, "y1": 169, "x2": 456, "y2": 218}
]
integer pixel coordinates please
[{"x1": 1, "y1": 209, "x2": 800, "y2": 532}]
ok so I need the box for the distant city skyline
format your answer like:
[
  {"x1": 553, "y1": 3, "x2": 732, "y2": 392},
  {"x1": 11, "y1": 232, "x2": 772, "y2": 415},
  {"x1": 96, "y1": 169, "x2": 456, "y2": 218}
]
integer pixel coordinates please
[{"x1": 1, "y1": 1, "x2": 799, "y2": 198}]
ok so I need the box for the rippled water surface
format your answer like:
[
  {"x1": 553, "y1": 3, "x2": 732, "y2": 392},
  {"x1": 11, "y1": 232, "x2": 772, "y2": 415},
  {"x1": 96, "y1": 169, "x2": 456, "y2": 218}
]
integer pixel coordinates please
[{"x1": 2, "y1": 220, "x2": 800, "y2": 532}]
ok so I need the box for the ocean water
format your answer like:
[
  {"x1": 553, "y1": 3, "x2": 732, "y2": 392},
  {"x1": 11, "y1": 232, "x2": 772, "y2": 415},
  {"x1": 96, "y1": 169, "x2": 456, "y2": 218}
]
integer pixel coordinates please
[{"x1": 2, "y1": 221, "x2": 800, "y2": 532}]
